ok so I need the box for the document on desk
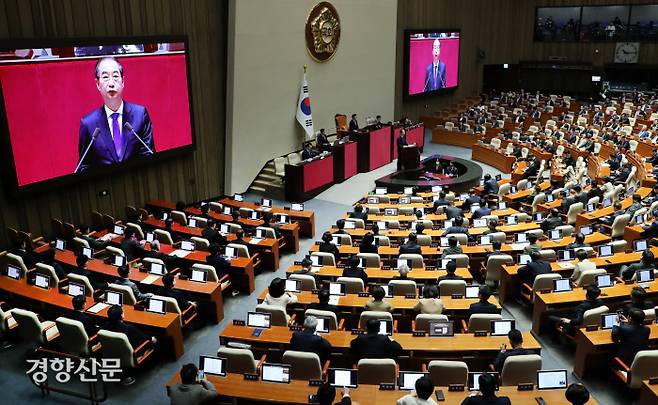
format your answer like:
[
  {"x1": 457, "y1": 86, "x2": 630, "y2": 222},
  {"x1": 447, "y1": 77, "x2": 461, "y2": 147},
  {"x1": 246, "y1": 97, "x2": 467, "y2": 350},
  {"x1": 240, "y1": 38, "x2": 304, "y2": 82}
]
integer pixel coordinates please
[
  {"x1": 328, "y1": 296, "x2": 340, "y2": 305},
  {"x1": 99, "y1": 233, "x2": 117, "y2": 242},
  {"x1": 557, "y1": 262, "x2": 575, "y2": 269},
  {"x1": 249, "y1": 238, "x2": 264, "y2": 245},
  {"x1": 510, "y1": 243, "x2": 530, "y2": 250},
  {"x1": 86, "y1": 302, "x2": 110, "y2": 314},
  {"x1": 141, "y1": 274, "x2": 160, "y2": 285},
  {"x1": 169, "y1": 249, "x2": 191, "y2": 258}
]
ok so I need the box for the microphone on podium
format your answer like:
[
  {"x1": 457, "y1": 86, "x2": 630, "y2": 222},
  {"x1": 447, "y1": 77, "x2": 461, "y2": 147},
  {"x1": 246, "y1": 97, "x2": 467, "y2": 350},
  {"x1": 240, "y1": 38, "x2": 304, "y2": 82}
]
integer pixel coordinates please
[
  {"x1": 74, "y1": 127, "x2": 101, "y2": 173},
  {"x1": 124, "y1": 122, "x2": 154, "y2": 155}
]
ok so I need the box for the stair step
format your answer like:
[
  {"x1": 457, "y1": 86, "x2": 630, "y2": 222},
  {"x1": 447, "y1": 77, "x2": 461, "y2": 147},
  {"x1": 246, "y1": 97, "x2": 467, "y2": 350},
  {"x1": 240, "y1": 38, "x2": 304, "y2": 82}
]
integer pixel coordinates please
[
  {"x1": 258, "y1": 173, "x2": 280, "y2": 181},
  {"x1": 250, "y1": 186, "x2": 266, "y2": 192}
]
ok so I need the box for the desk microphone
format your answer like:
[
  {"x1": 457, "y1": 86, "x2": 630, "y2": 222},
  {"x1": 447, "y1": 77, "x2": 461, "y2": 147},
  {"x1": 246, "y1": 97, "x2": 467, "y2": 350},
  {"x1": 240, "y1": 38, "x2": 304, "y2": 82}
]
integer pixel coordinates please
[
  {"x1": 124, "y1": 122, "x2": 154, "y2": 155},
  {"x1": 74, "y1": 127, "x2": 101, "y2": 173}
]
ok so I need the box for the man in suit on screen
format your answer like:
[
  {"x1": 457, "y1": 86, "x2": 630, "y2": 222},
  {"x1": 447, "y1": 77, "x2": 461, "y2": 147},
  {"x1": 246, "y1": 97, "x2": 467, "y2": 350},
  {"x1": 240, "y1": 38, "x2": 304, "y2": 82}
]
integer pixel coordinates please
[
  {"x1": 423, "y1": 39, "x2": 446, "y2": 92},
  {"x1": 76, "y1": 57, "x2": 155, "y2": 173}
]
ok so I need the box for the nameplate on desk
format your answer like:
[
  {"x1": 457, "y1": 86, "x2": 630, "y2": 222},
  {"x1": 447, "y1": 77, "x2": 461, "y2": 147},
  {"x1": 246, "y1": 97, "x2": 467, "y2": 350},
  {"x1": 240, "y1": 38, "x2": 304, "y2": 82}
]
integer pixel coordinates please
[
  {"x1": 426, "y1": 266, "x2": 436, "y2": 271},
  {"x1": 405, "y1": 293, "x2": 417, "y2": 299},
  {"x1": 336, "y1": 264, "x2": 345, "y2": 269},
  {"x1": 448, "y1": 384, "x2": 465, "y2": 392},
  {"x1": 134, "y1": 304, "x2": 145, "y2": 311},
  {"x1": 311, "y1": 289, "x2": 320, "y2": 295},
  {"x1": 243, "y1": 373, "x2": 259, "y2": 381},
  {"x1": 289, "y1": 325, "x2": 302, "y2": 332},
  {"x1": 233, "y1": 319, "x2": 246, "y2": 326},
  {"x1": 294, "y1": 261, "x2": 302, "y2": 265},
  {"x1": 351, "y1": 329, "x2": 365, "y2": 335},
  {"x1": 624, "y1": 279, "x2": 635, "y2": 285},
  {"x1": 314, "y1": 241, "x2": 321, "y2": 245},
  {"x1": 352, "y1": 243, "x2": 359, "y2": 247},
  {"x1": 585, "y1": 325, "x2": 599, "y2": 332},
  {"x1": 649, "y1": 377, "x2": 658, "y2": 385},
  {"x1": 382, "y1": 266, "x2": 391, "y2": 270},
  {"x1": 379, "y1": 383, "x2": 395, "y2": 390},
  {"x1": 309, "y1": 379, "x2": 323, "y2": 386},
  {"x1": 451, "y1": 294, "x2": 463, "y2": 299},
  {"x1": 517, "y1": 383, "x2": 534, "y2": 391},
  {"x1": 474, "y1": 331, "x2": 488, "y2": 337},
  {"x1": 412, "y1": 331, "x2": 426, "y2": 337},
  {"x1": 358, "y1": 292, "x2": 370, "y2": 297},
  {"x1": 539, "y1": 289, "x2": 551, "y2": 294}
]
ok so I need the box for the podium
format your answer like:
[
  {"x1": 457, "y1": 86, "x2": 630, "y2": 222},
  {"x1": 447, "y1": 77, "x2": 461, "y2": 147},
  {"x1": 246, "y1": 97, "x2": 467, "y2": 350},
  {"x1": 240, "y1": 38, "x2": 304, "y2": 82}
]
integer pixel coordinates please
[{"x1": 398, "y1": 145, "x2": 420, "y2": 170}]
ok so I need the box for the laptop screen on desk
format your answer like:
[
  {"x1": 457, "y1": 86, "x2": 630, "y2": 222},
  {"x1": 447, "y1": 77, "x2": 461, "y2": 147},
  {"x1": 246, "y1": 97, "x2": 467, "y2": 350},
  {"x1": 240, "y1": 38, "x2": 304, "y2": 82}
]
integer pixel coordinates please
[
  {"x1": 579, "y1": 226, "x2": 592, "y2": 236},
  {"x1": 379, "y1": 320, "x2": 393, "y2": 336},
  {"x1": 113, "y1": 255, "x2": 126, "y2": 267},
  {"x1": 634, "y1": 239, "x2": 648, "y2": 252},
  {"x1": 284, "y1": 279, "x2": 301, "y2": 293},
  {"x1": 82, "y1": 247, "x2": 93, "y2": 259},
  {"x1": 549, "y1": 230, "x2": 562, "y2": 240},
  {"x1": 291, "y1": 203, "x2": 304, "y2": 211},
  {"x1": 113, "y1": 225, "x2": 125, "y2": 235},
  {"x1": 329, "y1": 368, "x2": 358, "y2": 388},
  {"x1": 55, "y1": 239, "x2": 66, "y2": 251},
  {"x1": 516, "y1": 233, "x2": 528, "y2": 243},
  {"x1": 465, "y1": 285, "x2": 480, "y2": 299},
  {"x1": 105, "y1": 291, "x2": 123, "y2": 306},
  {"x1": 537, "y1": 369, "x2": 568, "y2": 390},
  {"x1": 601, "y1": 313, "x2": 620, "y2": 330},
  {"x1": 329, "y1": 282, "x2": 346, "y2": 296},
  {"x1": 468, "y1": 372, "x2": 499, "y2": 391},
  {"x1": 553, "y1": 278, "x2": 572, "y2": 292},
  {"x1": 558, "y1": 249, "x2": 574, "y2": 262},
  {"x1": 596, "y1": 274, "x2": 613, "y2": 288},
  {"x1": 247, "y1": 312, "x2": 271, "y2": 328},
  {"x1": 190, "y1": 269, "x2": 207, "y2": 283},
  {"x1": 599, "y1": 245, "x2": 613, "y2": 257},
  {"x1": 181, "y1": 240, "x2": 195, "y2": 251},
  {"x1": 34, "y1": 274, "x2": 50, "y2": 289},
  {"x1": 491, "y1": 320, "x2": 515, "y2": 336},
  {"x1": 199, "y1": 355, "x2": 226, "y2": 377},
  {"x1": 261, "y1": 363, "x2": 290, "y2": 384},
  {"x1": 146, "y1": 298, "x2": 166, "y2": 314},
  {"x1": 67, "y1": 282, "x2": 85, "y2": 297},
  {"x1": 428, "y1": 321, "x2": 454, "y2": 337},
  {"x1": 399, "y1": 372, "x2": 428, "y2": 390},
  {"x1": 315, "y1": 317, "x2": 329, "y2": 333},
  {"x1": 149, "y1": 262, "x2": 165, "y2": 276},
  {"x1": 6, "y1": 264, "x2": 20, "y2": 280},
  {"x1": 518, "y1": 254, "x2": 531, "y2": 265},
  {"x1": 375, "y1": 187, "x2": 387, "y2": 195},
  {"x1": 637, "y1": 269, "x2": 655, "y2": 283}
]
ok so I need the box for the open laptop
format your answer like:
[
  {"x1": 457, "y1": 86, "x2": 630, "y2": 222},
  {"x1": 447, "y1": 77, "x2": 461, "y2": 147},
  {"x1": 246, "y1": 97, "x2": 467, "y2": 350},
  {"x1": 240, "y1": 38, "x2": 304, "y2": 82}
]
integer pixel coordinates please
[
  {"x1": 490, "y1": 320, "x2": 515, "y2": 336},
  {"x1": 536, "y1": 370, "x2": 568, "y2": 390},
  {"x1": 428, "y1": 321, "x2": 454, "y2": 337},
  {"x1": 516, "y1": 233, "x2": 528, "y2": 243},
  {"x1": 443, "y1": 220, "x2": 454, "y2": 228},
  {"x1": 506, "y1": 216, "x2": 518, "y2": 225},
  {"x1": 598, "y1": 244, "x2": 613, "y2": 257},
  {"x1": 113, "y1": 224, "x2": 125, "y2": 235},
  {"x1": 381, "y1": 285, "x2": 394, "y2": 298},
  {"x1": 633, "y1": 239, "x2": 648, "y2": 252},
  {"x1": 190, "y1": 269, "x2": 208, "y2": 283},
  {"x1": 6, "y1": 264, "x2": 21, "y2": 280},
  {"x1": 518, "y1": 254, "x2": 531, "y2": 265},
  {"x1": 367, "y1": 196, "x2": 378, "y2": 204},
  {"x1": 277, "y1": 214, "x2": 289, "y2": 224},
  {"x1": 249, "y1": 211, "x2": 260, "y2": 220},
  {"x1": 291, "y1": 203, "x2": 304, "y2": 211},
  {"x1": 399, "y1": 372, "x2": 428, "y2": 390},
  {"x1": 498, "y1": 202, "x2": 507, "y2": 210},
  {"x1": 112, "y1": 255, "x2": 126, "y2": 267},
  {"x1": 439, "y1": 237, "x2": 450, "y2": 247},
  {"x1": 586, "y1": 203, "x2": 596, "y2": 213},
  {"x1": 284, "y1": 279, "x2": 301, "y2": 293},
  {"x1": 255, "y1": 228, "x2": 267, "y2": 239},
  {"x1": 602, "y1": 198, "x2": 612, "y2": 208},
  {"x1": 579, "y1": 226, "x2": 593, "y2": 236},
  {"x1": 601, "y1": 313, "x2": 620, "y2": 330},
  {"x1": 105, "y1": 290, "x2": 124, "y2": 306},
  {"x1": 328, "y1": 368, "x2": 358, "y2": 388},
  {"x1": 199, "y1": 355, "x2": 226, "y2": 377},
  {"x1": 534, "y1": 213, "x2": 544, "y2": 222},
  {"x1": 397, "y1": 258, "x2": 413, "y2": 269},
  {"x1": 479, "y1": 235, "x2": 492, "y2": 246},
  {"x1": 314, "y1": 317, "x2": 330, "y2": 333},
  {"x1": 558, "y1": 249, "x2": 575, "y2": 262},
  {"x1": 636, "y1": 269, "x2": 655, "y2": 283},
  {"x1": 146, "y1": 298, "x2": 166, "y2": 314},
  {"x1": 145, "y1": 232, "x2": 155, "y2": 243},
  {"x1": 234, "y1": 194, "x2": 244, "y2": 202},
  {"x1": 438, "y1": 259, "x2": 452, "y2": 270},
  {"x1": 247, "y1": 312, "x2": 272, "y2": 329},
  {"x1": 468, "y1": 372, "x2": 499, "y2": 391},
  {"x1": 225, "y1": 246, "x2": 237, "y2": 259},
  {"x1": 261, "y1": 363, "x2": 290, "y2": 384},
  {"x1": 149, "y1": 262, "x2": 166, "y2": 276},
  {"x1": 596, "y1": 274, "x2": 614, "y2": 288},
  {"x1": 344, "y1": 220, "x2": 356, "y2": 230},
  {"x1": 331, "y1": 236, "x2": 341, "y2": 246},
  {"x1": 181, "y1": 240, "x2": 196, "y2": 251},
  {"x1": 55, "y1": 238, "x2": 66, "y2": 251},
  {"x1": 378, "y1": 320, "x2": 393, "y2": 336},
  {"x1": 67, "y1": 281, "x2": 85, "y2": 297},
  {"x1": 549, "y1": 230, "x2": 562, "y2": 241},
  {"x1": 399, "y1": 196, "x2": 411, "y2": 204},
  {"x1": 34, "y1": 273, "x2": 50, "y2": 289},
  {"x1": 375, "y1": 187, "x2": 387, "y2": 195},
  {"x1": 261, "y1": 198, "x2": 272, "y2": 208},
  {"x1": 473, "y1": 219, "x2": 487, "y2": 228},
  {"x1": 545, "y1": 194, "x2": 555, "y2": 203},
  {"x1": 310, "y1": 255, "x2": 323, "y2": 267},
  {"x1": 465, "y1": 285, "x2": 480, "y2": 299},
  {"x1": 82, "y1": 247, "x2": 93, "y2": 259},
  {"x1": 377, "y1": 221, "x2": 388, "y2": 230},
  {"x1": 223, "y1": 207, "x2": 233, "y2": 215},
  {"x1": 188, "y1": 218, "x2": 197, "y2": 228},
  {"x1": 384, "y1": 208, "x2": 398, "y2": 216},
  {"x1": 552, "y1": 278, "x2": 572, "y2": 293},
  {"x1": 329, "y1": 282, "x2": 346, "y2": 296}
]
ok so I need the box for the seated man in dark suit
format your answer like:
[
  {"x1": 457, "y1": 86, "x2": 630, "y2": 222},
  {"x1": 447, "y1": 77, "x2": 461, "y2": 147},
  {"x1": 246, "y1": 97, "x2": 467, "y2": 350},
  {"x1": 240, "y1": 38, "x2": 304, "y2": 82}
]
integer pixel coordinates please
[
  {"x1": 625, "y1": 194, "x2": 643, "y2": 219},
  {"x1": 42, "y1": 248, "x2": 67, "y2": 280},
  {"x1": 522, "y1": 158, "x2": 540, "y2": 179},
  {"x1": 318, "y1": 231, "x2": 340, "y2": 257},
  {"x1": 120, "y1": 228, "x2": 146, "y2": 261},
  {"x1": 358, "y1": 232, "x2": 378, "y2": 254},
  {"x1": 301, "y1": 142, "x2": 319, "y2": 160},
  {"x1": 349, "y1": 319, "x2": 402, "y2": 362},
  {"x1": 601, "y1": 202, "x2": 625, "y2": 227},
  {"x1": 399, "y1": 233, "x2": 422, "y2": 254},
  {"x1": 314, "y1": 383, "x2": 352, "y2": 405},
  {"x1": 341, "y1": 255, "x2": 368, "y2": 287},
  {"x1": 460, "y1": 372, "x2": 511, "y2": 405},
  {"x1": 348, "y1": 114, "x2": 359, "y2": 131},
  {"x1": 540, "y1": 209, "x2": 563, "y2": 232},
  {"x1": 432, "y1": 192, "x2": 451, "y2": 212},
  {"x1": 316, "y1": 128, "x2": 331, "y2": 151},
  {"x1": 308, "y1": 289, "x2": 339, "y2": 314},
  {"x1": 66, "y1": 294, "x2": 100, "y2": 336},
  {"x1": 444, "y1": 204, "x2": 464, "y2": 220},
  {"x1": 114, "y1": 265, "x2": 151, "y2": 301},
  {"x1": 615, "y1": 164, "x2": 631, "y2": 183},
  {"x1": 445, "y1": 216, "x2": 469, "y2": 236},
  {"x1": 612, "y1": 308, "x2": 650, "y2": 367},
  {"x1": 493, "y1": 329, "x2": 530, "y2": 371},
  {"x1": 160, "y1": 273, "x2": 196, "y2": 312},
  {"x1": 559, "y1": 191, "x2": 575, "y2": 215},
  {"x1": 573, "y1": 185, "x2": 589, "y2": 205},
  {"x1": 566, "y1": 233, "x2": 590, "y2": 250},
  {"x1": 103, "y1": 305, "x2": 156, "y2": 385},
  {"x1": 349, "y1": 205, "x2": 368, "y2": 221},
  {"x1": 518, "y1": 251, "x2": 551, "y2": 286},
  {"x1": 441, "y1": 236, "x2": 463, "y2": 258},
  {"x1": 69, "y1": 254, "x2": 105, "y2": 290},
  {"x1": 485, "y1": 241, "x2": 504, "y2": 262},
  {"x1": 437, "y1": 260, "x2": 463, "y2": 282},
  {"x1": 472, "y1": 199, "x2": 492, "y2": 219},
  {"x1": 549, "y1": 286, "x2": 605, "y2": 336},
  {"x1": 461, "y1": 190, "x2": 481, "y2": 212},
  {"x1": 482, "y1": 174, "x2": 499, "y2": 195},
  {"x1": 333, "y1": 219, "x2": 348, "y2": 235},
  {"x1": 231, "y1": 230, "x2": 250, "y2": 249},
  {"x1": 143, "y1": 240, "x2": 172, "y2": 266},
  {"x1": 205, "y1": 244, "x2": 231, "y2": 278},
  {"x1": 620, "y1": 287, "x2": 655, "y2": 317},
  {"x1": 620, "y1": 249, "x2": 656, "y2": 281},
  {"x1": 289, "y1": 315, "x2": 332, "y2": 363},
  {"x1": 201, "y1": 220, "x2": 222, "y2": 246},
  {"x1": 76, "y1": 224, "x2": 110, "y2": 249},
  {"x1": 468, "y1": 286, "x2": 498, "y2": 315}
]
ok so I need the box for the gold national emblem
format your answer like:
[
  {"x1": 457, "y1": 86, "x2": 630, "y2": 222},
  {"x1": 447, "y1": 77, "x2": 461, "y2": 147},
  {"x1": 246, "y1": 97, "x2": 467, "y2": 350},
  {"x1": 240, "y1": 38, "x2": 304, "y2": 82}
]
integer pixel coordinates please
[{"x1": 306, "y1": 2, "x2": 341, "y2": 62}]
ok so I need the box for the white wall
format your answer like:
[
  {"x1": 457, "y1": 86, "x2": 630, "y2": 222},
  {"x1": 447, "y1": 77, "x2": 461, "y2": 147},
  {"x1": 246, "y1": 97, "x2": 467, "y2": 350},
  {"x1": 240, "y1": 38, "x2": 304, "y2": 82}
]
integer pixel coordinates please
[{"x1": 226, "y1": 0, "x2": 398, "y2": 194}]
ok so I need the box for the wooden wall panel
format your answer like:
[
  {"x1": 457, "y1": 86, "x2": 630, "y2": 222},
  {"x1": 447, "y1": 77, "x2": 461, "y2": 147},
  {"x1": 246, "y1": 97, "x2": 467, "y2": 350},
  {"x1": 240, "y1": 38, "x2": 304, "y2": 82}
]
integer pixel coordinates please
[
  {"x1": 0, "y1": 0, "x2": 227, "y2": 249},
  {"x1": 396, "y1": 0, "x2": 658, "y2": 120}
]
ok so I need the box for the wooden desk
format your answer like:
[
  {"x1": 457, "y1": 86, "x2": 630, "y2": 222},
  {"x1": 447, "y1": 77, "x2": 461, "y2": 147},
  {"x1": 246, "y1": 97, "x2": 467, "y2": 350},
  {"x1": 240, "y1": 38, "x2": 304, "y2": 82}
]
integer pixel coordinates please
[
  {"x1": 640, "y1": 381, "x2": 658, "y2": 405},
  {"x1": 43, "y1": 248, "x2": 226, "y2": 323},
  {"x1": 471, "y1": 143, "x2": 516, "y2": 173},
  {"x1": 0, "y1": 276, "x2": 184, "y2": 359},
  {"x1": 575, "y1": 187, "x2": 651, "y2": 228},
  {"x1": 286, "y1": 264, "x2": 473, "y2": 282},
  {"x1": 531, "y1": 279, "x2": 658, "y2": 334},
  {"x1": 165, "y1": 374, "x2": 593, "y2": 405},
  {"x1": 573, "y1": 323, "x2": 658, "y2": 379}
]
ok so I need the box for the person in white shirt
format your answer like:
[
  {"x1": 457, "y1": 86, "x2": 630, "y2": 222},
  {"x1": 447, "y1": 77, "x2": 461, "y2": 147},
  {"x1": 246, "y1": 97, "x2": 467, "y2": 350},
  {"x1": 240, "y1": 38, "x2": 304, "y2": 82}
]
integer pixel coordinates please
[
  {"x1": 263, "y1": 277, "x2": 298, "y2": 320},
  {"x1": 570, "y1": 249, "x2": 596, "y2": 285}
]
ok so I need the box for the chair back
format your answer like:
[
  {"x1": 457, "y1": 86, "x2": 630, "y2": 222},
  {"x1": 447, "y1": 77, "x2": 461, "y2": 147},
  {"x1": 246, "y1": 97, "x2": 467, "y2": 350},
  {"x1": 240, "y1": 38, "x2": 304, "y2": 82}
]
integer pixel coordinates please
[
  {"x1": 282, "y1": 350, "x2": 322, "y2": 380},
  {"x1": 485, "y1": 254, "x2": 514, "y2": 285},
  {"x1": 73, "y1": 237, "x2": 90, "y2": 250},
  {"x1": 467, "y1": 314, "x2": 502, "y2": 332},
  {"x1": 107, "y1": 283, "x2": 137, "y2": 305},
  {"x1": 357, "y1": 253, "x2": 381, "y2": 268},
  {"x1": 6, "y1": 253, "x2": 28, "y2": 274},
  {"x1": 336, "y1": 277, "x2": 364, "y2": 293},
  {"x1": 67, "y1": 274, "x2": 94, "y2": 296},
  {"x1": 310, "y1": 252, "x2": 336, "y2": 266},
  {"x1": 106, "y1": 246, "x2": 124, "y2": 257},
  {"x1": 55, "y1": 317, "x2": 90, "y2": 356},
  {"x1": 611, "y1": 214, "x2": 631, "y2": 239},
  {"x1": 333, "y1": 234, "x2": 353, "y2": 246},
  {"x1": 566, "y1": 203, "x2": 583, "y2": 225},
  {"x1": 256, "y1": 227, "x2": 277, "y2": 239},
  {"x1": 538, "y1": 249, "x2": 556, "y2": 262},
  {"x1": 154, "y1": 229, "x2": 174, "y2": 245},
  {"x1": 398, "y1": 254, "x2": 424, "y2": 268},
  {"x1": 255, "y1": 304, "x2": 289, "y2": 326},
  {"x1": 12, "y1": 308, "x2": 48, "y2": 345},
  {"x1": 97, "y1": 330, "x2": 136, "y2": 368},
  {"x1": 388, "y1": 280, "x2": 417, "y2": 296},
  {"x1": 555, "y1": 225, "x2": 574, "y2": 237},
  {"x1": 438, "y1": 280, "x2": 466, "y2": 296},
  {"x1": 628, "y1": 350, "x2": 658, "y2": 388},
  {"x1": 217, "y1": 346, "x2": 258, "y2": 374},
  {"x1": 357, "y1": 359, "x2": 397, "y2": 385},
  {"x1": 358, "y1": 311, "x2": 393, "y2": 329},
  {"x1": 501, "y1": 354, "x2": 542, "y2": 386},
  {"x1": 582, "y1": 305, "x2": 609, "y2": 327},
  {"x1": 444, "y1": 254, "x2": 468, "y2": 267},
  {"x1": 416, "y1": 234, "x2": 432, "y2": 246},
  {"x1": 191, "y1": 237, "x2": 210, "y2": 251},
  {"x1": 289, "y1": 274, "x2": 316, "y2": 290},
  {"x1": 414, "y1": 314, "x2": 449, "y2": 332},
  {"x1": 227, "y1": 243, "x2": 250, "y2": 258},
  {"x1": 191, "y1": 263, "x2": 219, "y2": 282},
  {"x1": 576, "y1": 268, "x2": 607, "y2": 287},
  {"x1": 345, "y1": 218, "x2": 365, "y2": 229},
  {"x1": 609, "y1": 240, "x2": 627, "y2": 253},
  {"x1": 170, "y1": 210, "x2": 187, "y2": 226},
  {"x1": 305, "y1": 309, "x2": 338, "y2": 330},
  {"x1": 428, "y1": 360, "x2": 468, "y2": 386},
  {"x1": 126, "y1": 222, "x2": 144, "y2": 239}
]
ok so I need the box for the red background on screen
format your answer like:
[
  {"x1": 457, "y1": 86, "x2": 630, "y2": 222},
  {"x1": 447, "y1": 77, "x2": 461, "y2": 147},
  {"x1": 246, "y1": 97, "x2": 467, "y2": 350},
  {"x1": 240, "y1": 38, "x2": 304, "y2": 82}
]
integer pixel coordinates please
[
  {"x1": 0, "y1": 54, "x2": 192, "y2": 186},
  {"x1": 408, "y1": 37, "x2": 460, "y2": 95}
]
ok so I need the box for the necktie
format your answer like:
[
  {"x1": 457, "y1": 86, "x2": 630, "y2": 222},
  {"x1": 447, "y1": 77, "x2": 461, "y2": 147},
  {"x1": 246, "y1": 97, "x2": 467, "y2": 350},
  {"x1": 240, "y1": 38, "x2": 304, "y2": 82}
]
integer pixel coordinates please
[
  {"x1": 434, "y1": 64, "x2": 437, "y2": 83},
  {"x1": 111, "y1": 112, "x2": 122, "y2": 159}
]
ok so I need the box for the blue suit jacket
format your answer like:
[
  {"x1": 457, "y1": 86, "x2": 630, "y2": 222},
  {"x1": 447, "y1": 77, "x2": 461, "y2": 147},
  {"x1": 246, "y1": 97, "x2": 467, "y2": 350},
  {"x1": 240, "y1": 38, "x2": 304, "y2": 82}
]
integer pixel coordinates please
[
  {"x1": 424, "y1": 61, "x2": 447, "y2": 91},
  {"x1": 77, "y1": 101, "x2": 155, "y2": 173}
]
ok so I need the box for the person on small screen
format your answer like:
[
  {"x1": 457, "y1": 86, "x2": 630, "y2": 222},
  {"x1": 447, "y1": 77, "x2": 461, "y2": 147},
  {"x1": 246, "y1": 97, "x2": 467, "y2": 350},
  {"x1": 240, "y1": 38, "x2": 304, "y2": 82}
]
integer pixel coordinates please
[
  {"x1": 76, "y1": 57, "x2": 155, "y2": 173},
  {"x1": 423, "y1": 38, "x2": 446, "y2": 92}
]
